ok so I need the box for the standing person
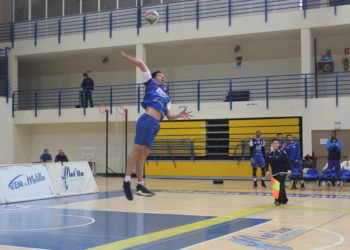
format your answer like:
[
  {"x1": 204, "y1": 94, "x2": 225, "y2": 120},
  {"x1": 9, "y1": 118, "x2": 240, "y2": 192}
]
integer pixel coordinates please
[
  {"x1": 250, "y1": 130, "x2": 267, "y2": 188},
  {"x1": 266, "y1": 138, "x2": 292, "y2": 206},
  {"x1": 81, "y1": 73, "x2": 94, "y2": 107},
  {"x1": 326, "y1": 131, "x2": 342, "y2": 188},
  {"x1": 285, "y1": 134, "x2": 304, "y2": 190},
  {"x1": 120, "y1": 51, "x2": 193, "y2": 201},
  {"x1": 40, "y1": 149, "x2": 52, "y2": 163},
  {"x1": 270, "y1": 133, "x2": 285, "y2": 151},
  {"x1": 55, "y1": 150, "x2": 69, "y2": 162}
]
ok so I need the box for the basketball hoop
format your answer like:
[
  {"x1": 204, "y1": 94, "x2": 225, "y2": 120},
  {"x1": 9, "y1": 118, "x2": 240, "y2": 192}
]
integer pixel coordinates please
[
  {"x1": 98, "y1": 102, "x2": 108, "y2": 114},
  {"x1": 115, "y1": 105, "x2": 127, "y2": 115}
]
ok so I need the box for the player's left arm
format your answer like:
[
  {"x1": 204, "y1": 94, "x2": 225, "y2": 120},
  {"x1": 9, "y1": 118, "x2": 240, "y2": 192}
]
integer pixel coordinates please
[
  {"x1": 337, "y1": 140, "x2": 342, "y2": 151},
  {"x1": 166, "y1": 107, "x2": 193, "y2": 121}
]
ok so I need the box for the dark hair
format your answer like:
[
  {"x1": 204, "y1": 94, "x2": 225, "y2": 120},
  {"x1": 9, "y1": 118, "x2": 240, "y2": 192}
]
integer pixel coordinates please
[
  {"x1": 277, "y1": 133, "x2": 282, "y2": 136},
  {"x1": 151, "y1": 70, "x2": 162, "y2": 79},
  {"x1": 271, "y1": 138, "x2": 279, "y2": 143},
  {"x1": 44, "y1": 149, "x2": 48, "y2": 152},
  {"x1": 331, "y1": 130, "x2": 336, "y2": 134},
  {"x1": 82, "y1": 73, "x2": 88, "y2": 77},
  {"x1": 286, "y1": 134, "x2": 292, "y2": 137}
]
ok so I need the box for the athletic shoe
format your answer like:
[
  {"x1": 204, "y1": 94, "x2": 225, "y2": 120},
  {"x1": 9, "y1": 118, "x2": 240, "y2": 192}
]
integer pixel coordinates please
[
  {"x1": 261, "y1": 180, "x2": 266, "y2": 188},
  {"x1": 136, "y1": 184, "x2": 155, "y2": 197},
  {"x1": 253, "y1": 181, "x2": 257, "y2": 189},
  {"x1": 274, "y1": 201, "x2": 281, "y2": 206},
  {"x1": 123, "y1": 181, "x2": 133, "y2": 201},
  {"x1": 301, "y1": 183, "x2": 305, "y2": 190}
]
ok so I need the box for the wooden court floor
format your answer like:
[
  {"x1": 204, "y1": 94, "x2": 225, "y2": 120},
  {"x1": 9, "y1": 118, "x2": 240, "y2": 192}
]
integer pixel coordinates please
[{"x1": 1, "y1": 176, "x2": 350, "y2": 250}]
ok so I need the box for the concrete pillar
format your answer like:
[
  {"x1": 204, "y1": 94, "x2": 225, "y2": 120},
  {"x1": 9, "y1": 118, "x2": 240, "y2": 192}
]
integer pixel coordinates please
[
  {"x1": 136, "y1": 44, "x2": 146, "y2": 83},
  {"x1": 301, "y1": 28, "x2": 313, "y2": 74},
  {"x1": 8, "y1": 49, "x2": 18, "y2": 93}
]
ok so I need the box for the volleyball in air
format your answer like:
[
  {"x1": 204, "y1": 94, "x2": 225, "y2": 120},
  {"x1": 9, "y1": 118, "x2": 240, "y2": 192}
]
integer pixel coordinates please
[{"x1": 145, "y1": 10, "x2": 159, "y2": 25}]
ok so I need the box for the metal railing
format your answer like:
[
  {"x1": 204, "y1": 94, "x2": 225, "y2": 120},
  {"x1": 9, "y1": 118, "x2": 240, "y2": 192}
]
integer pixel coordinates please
[
  {"x1": 12, "y1": 71, "x2": 350, "y2": 117},
  {"x1": 147, "y1": 136, "x2": 300, "y2": 162},
  {"x1": 1, "y1": 0, "x2": 348, "y2": 46},
  {"x1": 0, "y1": 47, "x2": 10, "y2": 103}
]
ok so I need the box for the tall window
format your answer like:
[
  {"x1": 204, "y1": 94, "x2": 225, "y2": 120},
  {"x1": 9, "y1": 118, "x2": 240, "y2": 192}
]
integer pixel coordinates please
[
  {"x1": 143, "y1": 0, "x2": 161, "y2": 5},
  {"x1": 65, "y1": 0, "x2": 80, "y2": 15},
  {"x1": 100, "y1": 0, "x2": 117, "y2": 11},
  {"x1": 32, "y1": 0, "x2": 46, "y2": 20},
  {"x1": 119, "y1": 0, "x2": 137, "y2": 9},
  {"x1": 82, "y1": 0, "x2": 98, "y2": 13},
  {"x1": 48, "y1": 0, "x2": 63, "y2": 17},
  {"x1": 15, "y1": 0, "x2": 29, "y2": 22}
]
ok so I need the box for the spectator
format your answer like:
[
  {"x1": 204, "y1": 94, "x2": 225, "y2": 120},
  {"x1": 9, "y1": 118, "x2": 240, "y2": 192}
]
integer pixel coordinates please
[
  {"x1": 266, "y1": 138, "x2": 291, "y2": 206},
  {"x1": 55, "y1": 150, "x2": 69, "y2": 162},
  {"x1": 326, "y1": 130, "x2": 342, "y2": 188},
  {"x1": 40, "y1": 149, "x2": 52, "y2": 163},
  {"x1": 81, "y1": 73, "x2": 94, "y2": 108},
  {"x1": 285, "y1": 134, "x2": 304, "y2": 190}
]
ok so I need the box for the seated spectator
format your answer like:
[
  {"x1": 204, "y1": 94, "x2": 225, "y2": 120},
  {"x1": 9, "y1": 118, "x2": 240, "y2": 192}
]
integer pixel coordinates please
[
  {"x1": 40, "y1": 149, "x2": 52, "y2": 163},
  {"x1": 55, "y1": 150, "x2": 69, "y2": 162}
]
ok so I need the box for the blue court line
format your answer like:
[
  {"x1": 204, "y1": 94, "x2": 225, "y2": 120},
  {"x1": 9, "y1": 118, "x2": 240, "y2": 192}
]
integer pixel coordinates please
[{"x1": 159, "y1": 190, "x2": 350, "y2": 199}]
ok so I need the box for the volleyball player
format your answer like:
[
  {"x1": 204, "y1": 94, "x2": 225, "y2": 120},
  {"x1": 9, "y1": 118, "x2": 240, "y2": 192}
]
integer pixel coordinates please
[
  {"x1": 250, "y1": 130, "x2": 267, "y2": 188},
  {"x1": 121, "y1": 51, "x2": 193, "y2": 201}
]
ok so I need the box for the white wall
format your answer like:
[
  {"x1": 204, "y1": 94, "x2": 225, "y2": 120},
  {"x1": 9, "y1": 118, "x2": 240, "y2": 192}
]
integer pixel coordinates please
[{"x1": 0, "y1": 99, "x2": 14, "y2": 164}]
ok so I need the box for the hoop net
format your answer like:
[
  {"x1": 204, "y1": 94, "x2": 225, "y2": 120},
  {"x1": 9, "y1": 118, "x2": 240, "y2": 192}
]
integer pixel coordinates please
[
  {"x1": 98, "y1": 102, "x2": 108, "y2": 114},
  {"x1": 115, "y1": 105, "x2": 127, "y2": 115}
]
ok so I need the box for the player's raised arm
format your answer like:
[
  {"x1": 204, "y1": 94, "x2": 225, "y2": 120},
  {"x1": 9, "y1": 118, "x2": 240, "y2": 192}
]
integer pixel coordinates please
[
  {"x1": 121, "y1": 51, "x2": 149, "y2": 72},
  {"x1": 165, "y1": 108, "x2": 193, "y2": 121}
]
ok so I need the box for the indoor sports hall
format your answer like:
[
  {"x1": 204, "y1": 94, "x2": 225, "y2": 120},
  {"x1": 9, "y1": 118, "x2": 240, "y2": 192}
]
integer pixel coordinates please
[{"x1": 1, "y1": 0, "x2": 350, "y2": 249}]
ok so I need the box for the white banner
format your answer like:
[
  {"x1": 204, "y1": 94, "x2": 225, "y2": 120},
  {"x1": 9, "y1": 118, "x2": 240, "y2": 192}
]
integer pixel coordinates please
[
  {"x1": 0, "y1": 178, "x2": 6, "y2": 204},
  {"x1": 46, "y1": 161, "x2": 98, "y2": 197},
  {"x1": 0, "y1": 164, "x2": 56, "y2": 203}
]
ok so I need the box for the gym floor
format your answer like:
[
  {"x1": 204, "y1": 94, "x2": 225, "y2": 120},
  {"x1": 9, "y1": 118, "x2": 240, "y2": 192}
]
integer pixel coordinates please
[{"x1": 1, "y1": 177, "x2": 350, "y2": 250}]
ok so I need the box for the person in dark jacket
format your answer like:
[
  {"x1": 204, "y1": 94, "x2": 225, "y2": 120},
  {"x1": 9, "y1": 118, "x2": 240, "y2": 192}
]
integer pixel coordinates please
[
  {"x1": 325, "y1": 131, "x2": 342, "y2": 188},
  {"x1": 81, "y1": 73, "x2": 94, "y2": 107},
  {"x1": 54, "y1": 150, "x2": 69, "y2": 162},
  {"x1": 266, "y1": 138, "x2": 291, "y2": 206}
]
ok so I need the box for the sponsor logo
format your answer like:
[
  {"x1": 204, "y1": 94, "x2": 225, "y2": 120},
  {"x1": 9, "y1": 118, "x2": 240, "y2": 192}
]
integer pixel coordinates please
[
  {"x1": 228, "y1": 228, "x2": 306, "y2": 249},
  {"x1": 61, "y1": 166, "x2": 85, "y2": 191},
  {"x1": 8, "y1": 173, "x2": 46, "y2": 190}
]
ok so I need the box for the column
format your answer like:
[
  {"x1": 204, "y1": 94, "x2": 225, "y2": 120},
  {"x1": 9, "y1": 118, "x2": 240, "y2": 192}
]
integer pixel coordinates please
[
  {"x1": 136, "y1": 44, "x2": 146, "y2": 83},
  {"x1": 8, "y1": 51, "x2": 18, "y2": 93},
  {"x1": 301, "y1": 28, "x2": 313, "y2": 74}
]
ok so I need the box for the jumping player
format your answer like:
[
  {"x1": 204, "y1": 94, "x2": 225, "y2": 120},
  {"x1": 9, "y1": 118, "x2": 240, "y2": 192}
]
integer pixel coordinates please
[
  {"x1": 121, "y1": 51, "x2": 193, "y2": 201},
  {"x1": 250, "y1": 130, "x2": 266, "y2": 188}
]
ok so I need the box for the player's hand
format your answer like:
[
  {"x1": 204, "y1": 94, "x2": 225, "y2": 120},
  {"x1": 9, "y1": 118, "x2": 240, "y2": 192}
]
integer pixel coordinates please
[
  {"x1": 179, "y1": 108, "x2": 193, "y2": 120},
  {"x1": 266, "y1": 172, "x2": 270, "y2": 177},
  {"x1": 287, "y1": 170, "x2": 291, "y2": 176},
  {"x1": 294, "y1": 159, "x2": 298, "y2": 163},
  {"x1": 250, "y1": 158, "x2": 254, "y2": 163}
]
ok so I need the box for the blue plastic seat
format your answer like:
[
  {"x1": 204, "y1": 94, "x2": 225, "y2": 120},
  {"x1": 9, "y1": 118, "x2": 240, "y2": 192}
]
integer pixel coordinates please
[
  {"x1": 288, "y1": 168, "x2": 303, "y2": 180},
  {"x1": 318, "y1": 169, "x2": 340, "y2": 186},
  {"x1": 303, "y1": 168, "x2": 319, "y2": 180}
]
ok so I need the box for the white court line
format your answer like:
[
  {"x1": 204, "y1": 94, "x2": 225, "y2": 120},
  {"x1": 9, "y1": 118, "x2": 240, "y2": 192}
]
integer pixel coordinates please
[
  {"x1": 180, "y1": 219, "x2": 276, "y2": 250},
  {"x1": 0, "y1": 245, "x2": 49, "y2": 250},
  {"x1": 0, "y1": 214, "x2": 95, "y2": 232}
]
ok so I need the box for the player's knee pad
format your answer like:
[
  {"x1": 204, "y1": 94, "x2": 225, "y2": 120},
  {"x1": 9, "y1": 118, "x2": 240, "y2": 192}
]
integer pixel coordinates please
[{"x1": 252, "y1": 168, "x2": 257, "y2": 176}]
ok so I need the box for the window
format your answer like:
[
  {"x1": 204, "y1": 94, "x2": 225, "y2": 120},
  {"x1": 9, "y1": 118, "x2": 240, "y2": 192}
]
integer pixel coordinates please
[
  {"x1": 48, "y1": 0, "x2": 63, "y2": 17},
  {"x1": 32, "y1": 0, "x2": 46, "y2": 20},
  {"x1": 119, "y1": 0, "x2": 137, "y2": 8},
  {"x1": 65, "y1": 0, "x2": 80, "y2": 15},
  {"x1": 82, "y1": 0, "x2": 98, "y2": 13},
  {"x1": 101, "y1": 0, "x2": 117, "y2": 11},
  {"x1": 15, "y1": 0, "x2": 29, "y2": 22}
]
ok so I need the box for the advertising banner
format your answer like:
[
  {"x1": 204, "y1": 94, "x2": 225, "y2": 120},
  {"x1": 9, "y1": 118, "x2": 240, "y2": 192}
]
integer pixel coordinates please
[
  {"x1": 0, "y1": 164, "x2": 56, "y2": 203},
  {"x1": 0, "y1": 178, "x2": 6, "y2": 204},
  {"x1": 46, "y1": 161, "x2": 98, "y2": 197}
]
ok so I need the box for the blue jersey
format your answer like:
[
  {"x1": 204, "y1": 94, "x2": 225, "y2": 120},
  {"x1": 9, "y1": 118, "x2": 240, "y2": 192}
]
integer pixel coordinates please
[
  {"x1": 249, "y1": 138, "x2": 265, "y2": 156},
  {"x1": 326, "y1": 139, "x2": 342, "y2": 160},
  {"x1": 141, "y1": 78, "x2": 171, "y2": 121},
  {"x1": 284, "y1": 141, "x2": 300, "y2": 161}
]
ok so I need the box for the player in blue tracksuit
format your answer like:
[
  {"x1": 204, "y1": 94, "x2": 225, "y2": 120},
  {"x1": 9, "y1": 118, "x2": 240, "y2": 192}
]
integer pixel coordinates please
[
  {"x1": 250, "y1": 130, "x2": 267, "y2": 188},
  {"x1": 266, "y1": 138, "x2": 292, "y2": 206},
  {"x1": 285, "y1": 134, "x2": 304, "y2": 190},
  {"x1": 121, "y1": 51, "x2": 193, "y2": 201},
  {"x1": 325, "y1": 131, "x2": 342, "y2": 188}
]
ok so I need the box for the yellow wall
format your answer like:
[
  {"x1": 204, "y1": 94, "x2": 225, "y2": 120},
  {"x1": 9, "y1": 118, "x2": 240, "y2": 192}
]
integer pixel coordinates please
[{"x1": 145, "y1": 161, "x2": 253, "y2": 177}]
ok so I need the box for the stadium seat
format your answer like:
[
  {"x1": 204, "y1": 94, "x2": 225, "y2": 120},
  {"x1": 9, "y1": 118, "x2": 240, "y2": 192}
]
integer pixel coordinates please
[
  {"x1": 303, "y1": 168, "x2": 319, "y2": 180},
  {"x1": 288, "y1": 168, "x2": 303, "y2": 180}
]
